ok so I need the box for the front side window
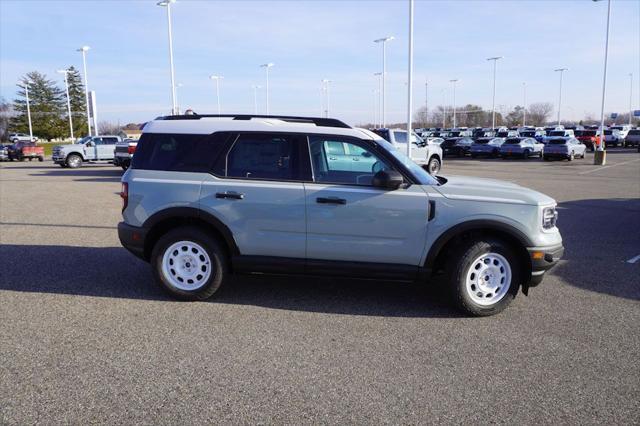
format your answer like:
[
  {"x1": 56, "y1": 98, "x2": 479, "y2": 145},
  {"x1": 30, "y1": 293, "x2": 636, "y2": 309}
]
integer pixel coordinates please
[
  {"x1": 309, "y1": 136, "x2": 391, "y2": 186},
  {"x1": 393, "y1": 131, "x2": 408, "y2": 144},
  {"x1": 226, "y1": 133, "x2": 304, "y2": 181}
]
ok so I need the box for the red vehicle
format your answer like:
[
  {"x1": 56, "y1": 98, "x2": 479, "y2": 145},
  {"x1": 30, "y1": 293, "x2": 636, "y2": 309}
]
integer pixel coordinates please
[
  {"x1": 7, "y1": 141, "x2": 45, "y2": 161},
  {"x1": 575, "y1": 129, "x2": 598, "y2": 152}
]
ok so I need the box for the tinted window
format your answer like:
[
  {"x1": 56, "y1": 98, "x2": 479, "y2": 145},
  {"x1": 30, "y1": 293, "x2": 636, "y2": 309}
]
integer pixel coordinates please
[
  {"x1": 394, "y1": 131, "x2": 408, "y2": 143},
  {"x1": 132, "y1": 132, "x2": 229, "y2": 172},
  {"x1": 226, "y1": 133, "x2": 304, "y2": 181},
  {"x1": 549, "y1": 139, "x2": 567, "y2": 145},
  {"x1": 309, "y1": 136, "x2": 392, "y2": 186},
  {"x1": 628, "y1": 130, "x2": 640, "y2": 135},
  {"x1": 549, "y1": 131, "x2": 566, "y2": 136},
  {"x1": 103, "y1": 137, "x2": 119, "y2": 144},
  {"x1": 504, "y1": 138, "x2": 520, "y2": 144}
]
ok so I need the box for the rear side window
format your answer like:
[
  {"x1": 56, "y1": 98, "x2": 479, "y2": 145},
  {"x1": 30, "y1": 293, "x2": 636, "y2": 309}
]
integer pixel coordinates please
[
  {"x1": 225, "y1": 133, "x2": 308, "y2": 181},
  {"x1": 132, "y1": 132, "x2": 230, "y2": 172}
]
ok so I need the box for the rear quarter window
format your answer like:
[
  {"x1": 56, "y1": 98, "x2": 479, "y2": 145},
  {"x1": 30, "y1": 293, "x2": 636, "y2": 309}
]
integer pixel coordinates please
[{"x1": 131, "y1": 132, "x2": 231, "y2": 172}]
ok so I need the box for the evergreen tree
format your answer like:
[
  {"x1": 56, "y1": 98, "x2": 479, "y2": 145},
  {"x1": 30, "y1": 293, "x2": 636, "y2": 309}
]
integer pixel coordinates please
[
  {"x1": 10, "y1": 71, "x2": 66, "y2": 141},
  {"x1": 0, "y1": 97, "x2": 10, "y2": 141},
  {"x1": 65, "y1": 66, "x2": 89, "y2": 137}
]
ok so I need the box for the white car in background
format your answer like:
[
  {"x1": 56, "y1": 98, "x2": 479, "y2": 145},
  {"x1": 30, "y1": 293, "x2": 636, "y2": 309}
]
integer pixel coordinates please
[{"x1": 366, "y1": 128, "x2": 443, "y2": 175}]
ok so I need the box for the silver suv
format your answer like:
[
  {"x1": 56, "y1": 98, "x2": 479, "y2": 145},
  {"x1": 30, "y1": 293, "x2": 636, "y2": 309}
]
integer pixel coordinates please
[{"x1": 118, "y1": 114, "x2": 563, "y2": 316}]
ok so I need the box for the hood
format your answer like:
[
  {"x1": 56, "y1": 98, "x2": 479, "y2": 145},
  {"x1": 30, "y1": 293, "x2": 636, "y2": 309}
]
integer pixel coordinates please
[{"x1": 434, "y1": 175, "x2": 555, "y2": 206}]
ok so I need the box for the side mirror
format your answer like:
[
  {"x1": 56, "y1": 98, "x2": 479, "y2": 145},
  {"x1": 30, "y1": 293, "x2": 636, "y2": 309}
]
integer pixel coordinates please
[
  {"x1": 86, "y1": 141, "x2": 95, "y2": 147},
  {"x1": 372, "y1": 169, "x2": 403, "y2": 190}
]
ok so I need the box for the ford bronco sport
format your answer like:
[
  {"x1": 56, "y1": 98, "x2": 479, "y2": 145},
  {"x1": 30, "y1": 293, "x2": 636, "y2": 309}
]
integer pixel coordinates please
[{"x1": 118, "y1": 114, "x2": 563, "y2": 316}]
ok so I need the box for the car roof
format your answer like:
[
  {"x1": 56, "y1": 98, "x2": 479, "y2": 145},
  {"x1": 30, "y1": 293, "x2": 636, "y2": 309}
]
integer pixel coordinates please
[{"x1": 143, "y1": 115, "x2": 370, "y2": 139}]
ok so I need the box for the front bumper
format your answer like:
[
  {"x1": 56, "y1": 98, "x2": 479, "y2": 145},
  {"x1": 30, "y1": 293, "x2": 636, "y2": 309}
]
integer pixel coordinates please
[
  {"x1": 118, "y1": 222, "x2": 148, "y2": 261},
  {"x1": 526, "y1": 243, "x2": 564, "y2": 286}
]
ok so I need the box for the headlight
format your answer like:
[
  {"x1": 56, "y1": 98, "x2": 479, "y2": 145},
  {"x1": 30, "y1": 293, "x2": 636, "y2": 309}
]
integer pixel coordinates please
[{"x1": 542, "y1": 207, "x2": 558, "y2": 229}]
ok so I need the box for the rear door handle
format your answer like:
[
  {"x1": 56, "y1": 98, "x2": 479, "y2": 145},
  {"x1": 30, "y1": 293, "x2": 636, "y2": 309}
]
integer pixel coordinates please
[
  {"x1": 317, "y1": 197, "x2": 346, "y2": 205},
  {"x1": 216, "y1": 192, "x2": 244, "y2": 200}
]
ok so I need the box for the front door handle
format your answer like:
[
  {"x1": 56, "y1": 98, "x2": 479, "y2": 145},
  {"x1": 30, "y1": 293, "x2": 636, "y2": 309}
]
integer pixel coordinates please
[
  {"x1": 216, "y1": 192, "x2": 244, "y2": 200},
  {"x1": 317, "y1": 197, "x2": 346, "y2": 205}
]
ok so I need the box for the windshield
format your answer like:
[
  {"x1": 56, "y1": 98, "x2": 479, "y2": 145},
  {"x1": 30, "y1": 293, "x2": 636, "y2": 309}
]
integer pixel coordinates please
[
  {"x1": 375, "y1": 138, "x2": 439, "y2": 185},
  {"x1": 520, "y1": 131, "x2": 535, "y2": 137},
  {"x1": 549, "y1": 139, "x2": 568, "y2": 145},
  {"x1": 504, "y1": 138, "x2": 521, "y2": 144}
]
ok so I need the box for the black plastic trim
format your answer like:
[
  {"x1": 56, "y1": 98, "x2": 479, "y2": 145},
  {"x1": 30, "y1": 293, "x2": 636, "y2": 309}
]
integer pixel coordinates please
[
  {"x1": 424, "y1": 220, "x2": 533, "y2": 271},
  {"x1": 118, "y1": 222, "x2": 147, "y2": 260},
  {"x1": 158, "y1": 114, "x2": 351, "y2": 128}
]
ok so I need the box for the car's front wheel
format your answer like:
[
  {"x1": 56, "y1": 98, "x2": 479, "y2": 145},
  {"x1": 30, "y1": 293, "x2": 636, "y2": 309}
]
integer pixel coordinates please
[
  {"x1": 66, "y1": 154, "x2": 82, "y2": 168},
  {"x1": 447, "y1": 238, "x2": 521, "y2": 316},
  {"x1": 151, "y1": 226, "x2": 228, "y2": 300},
  {"x1": 426, "y1": 157, "x2": 441, "y2": 175}
]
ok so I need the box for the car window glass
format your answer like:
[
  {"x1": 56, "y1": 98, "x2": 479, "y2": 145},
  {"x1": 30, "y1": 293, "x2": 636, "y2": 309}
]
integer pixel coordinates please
[
  {"x1": 394, "y1": 131, "x2": 408, "y2": 143},
  {"x1": 324, "y1": 141, "x2": 345, "y2": 155},
  {"x1": 226, "y1": 133, "x2": 302, "y2": 181},
  {"x1": 309, "y1": 136, "x2": 392, "y2": 186},
  {"x1": 132, "y1": 132, "x2": 229, "y2": 172}
]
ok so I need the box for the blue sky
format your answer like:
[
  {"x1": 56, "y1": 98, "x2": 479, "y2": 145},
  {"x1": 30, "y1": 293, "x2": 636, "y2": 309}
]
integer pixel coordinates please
[{"x1": 1, "y1": 0, "x2": 639, "y2": 125}]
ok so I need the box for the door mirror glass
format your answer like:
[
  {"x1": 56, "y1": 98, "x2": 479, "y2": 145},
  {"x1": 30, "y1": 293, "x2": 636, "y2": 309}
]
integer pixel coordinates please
[
  {"x1": 86, "y1": 141, "x2": 94, "y2": 147},
  {"x1": 372, "y1": 169, "x2": 403, "y2": 190}
]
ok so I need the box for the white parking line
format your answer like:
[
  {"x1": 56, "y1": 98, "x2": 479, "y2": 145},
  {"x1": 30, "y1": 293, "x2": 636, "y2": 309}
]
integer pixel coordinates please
[
  {"x1": 579, "y1": 158, "x2": 640, "y2": 175},
  {"x1": 626, "y1": 254, "x2": 640, "y2": 264}
]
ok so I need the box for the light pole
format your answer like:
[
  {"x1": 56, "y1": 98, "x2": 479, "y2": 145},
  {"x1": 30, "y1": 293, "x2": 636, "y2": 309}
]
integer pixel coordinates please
[
  {"x1": 76, "y1": 45, "x2": 92, "y2": 136},
  {"x1": 487, "y1": 56, "x2": 503, "y2": 129},
  {"x1": 321, "y1": 79, "x2": 331, "y2": 118},
  {"x1": 260, "y1": 63, "x2": 274, "y2": 114},
  {"x1": 252, "y1": 85, "x2": 261, "y2": 114},
  {"x1": 57, "y1": 69, "x2": 74, "y2": 140},
  {"x1": 442, "y1": 89, "x2": 446, "y2": 128},
  {"x1": 174, "y1": 83, "x2": 183, "y2": 114},
  {"x1": 24, "y1": 81, "x2": 33, "y2": 142},
  {"x1": 594, "y1": 0, "x2": 610, "y2": 165},
  {"x1": 554, "y1": 67, "x2": 568, "y2": 126},
  {"x1": 628, "y1": 73, "x2": 633, "y2": 126},
  {"x1": 374, "y1": 72, "x2": 382, "y2": 127},
  {"x1": 450, "y1": 79, "x2": 458, "y2": 128},
  {"x1": 209, "y1": 75, "x2": 223, "y2": 114},
  {"x1": 424, "y1": 78, "x2": 428, "y2": 128},
  {"x1": 406, "y1": 0, "x2": 414, "y2": 158},
  {"x1": 157, "y1": 0, "x2": 177, "y2": 115},
  {"x1": 372, "y1": 89, "x2": 379, "y2": 127},
  {"x1": 374, "y1": 36, "x2": 394, "y2": 127},
  {"x1": 523, "y1": 82, "x2": 527, "y2": 127}
]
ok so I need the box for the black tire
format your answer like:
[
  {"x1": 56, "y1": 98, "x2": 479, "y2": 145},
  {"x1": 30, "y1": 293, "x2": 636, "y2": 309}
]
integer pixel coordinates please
[
  {"x1": 492, "y1": 149, "x2": 499, "y2": 158},
  {"x1": 522, "y1": 149, "x2": 530, "y2": 159},
  {"x1": 66, "y1": 154, "x2": 82, "y2": 168},
  {"x1": 28, "y1": 157, "x2": 33, "y2": 161},
  {"x1": 426, "y1": 157, "x2": 441, "y2": 175},
  {"x1": 446, "y1": 238, "x2": 521, "y2": 316},
  {"x1": 38, "y1": 156, "x2": 44, "y2": 162},
  {"x1": 151, "y1": 226, "x2": 228, "y2": 301},
  {"x1": 543, "y1": 155, "x2": 550, "y2": 161}
]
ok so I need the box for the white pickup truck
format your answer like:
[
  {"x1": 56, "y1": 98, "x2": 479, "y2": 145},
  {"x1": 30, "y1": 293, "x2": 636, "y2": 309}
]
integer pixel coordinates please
[
  {"x1": 368, "y1": 128, "x2": 443, "y2": 175},
  {"x1": 52, "y1": 135, "x2": 122, "y2": 168}
]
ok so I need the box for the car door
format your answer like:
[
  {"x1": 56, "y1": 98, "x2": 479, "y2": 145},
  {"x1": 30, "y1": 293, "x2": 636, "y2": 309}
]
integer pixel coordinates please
[
  {"x1": 305, "y1": 134, "x2": 430, "y2": 266},
  {"x1": 199, "y1": 132, "x2": 309, "y2": 259},
  {"x1": 85, "y1": 138, "x2": 99, "y2": 160},
  {"x1": 100, "y1": 137, "x2": 118, "y2": 159}
]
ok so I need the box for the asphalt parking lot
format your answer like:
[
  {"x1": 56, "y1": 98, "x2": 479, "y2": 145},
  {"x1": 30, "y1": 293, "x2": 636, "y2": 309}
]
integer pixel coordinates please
[{"x1": 1, "y1": 151, "x2": 639, "y2": 424}]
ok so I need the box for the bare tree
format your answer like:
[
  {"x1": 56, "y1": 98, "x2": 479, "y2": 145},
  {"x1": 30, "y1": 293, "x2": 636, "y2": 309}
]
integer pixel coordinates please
[
  {"x1": 527, "y1": 102, "x2": 554, "y2": 126},
  {"x1": 98, "y1": 121, "x2": 124, "y2": 136}
]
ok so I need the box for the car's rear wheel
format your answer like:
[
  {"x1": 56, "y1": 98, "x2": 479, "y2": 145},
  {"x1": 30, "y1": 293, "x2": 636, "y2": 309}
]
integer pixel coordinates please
[
  {"x1": 447, "y1": 238, "x2": 521, "y2": 316},
  {"x1": 38, "y1": 156, "x2": 44, "y2": 162},
  {"x1": 151, "y1": 226, "x2": 228, "y2": 300},
  {"x1": 426, "y1": 157, "x2": 441, "y2": 175}
]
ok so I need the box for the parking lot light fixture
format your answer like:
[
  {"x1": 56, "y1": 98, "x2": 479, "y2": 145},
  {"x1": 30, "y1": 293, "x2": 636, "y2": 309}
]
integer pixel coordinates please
[
  {"x1": 374, "y1": 72, "x2": 383, "y2": 127},
  {"x1": 523, "y1": 82, "x2": 527, "y2": 127},
  {"x1": 593, "y1": 0, "x2": 610, "y2": 164},
  {"x1": 251, "y1": 85, "x2": 261, "y2": 114},
  {"x1": 209, "y1": 75, "x2": 223, "y2": 114},
  {"x1": 374, "y1": 36, "x2": 394, "y2": 127},
  {"x1": 260, "y1": 63, "x2": 274, "y2": 114},
  {"x1": 76, "y1": 45, "x2": 92, "y2": 136},
  {"x1": 554, "y1": 67, "x2": 568, "y2": 126},
  {"x1": 486, "y1": 56, "x2": 503, "y2": 129},
  {"x1": 450, "y1": 79, "x2": 458, "y2": 128},
  {"x1": 157, "y1": 0, "x2": 178, "y2": 115},
  {"x1": 321, "y1": 79, "x2": 331, "y2": 118},
  {"x1": 628, "y1": 73, "x2": 633, "y2": 126},
  {"x1": 57, "y1": 69, "x2": 74, "y2": 140}
]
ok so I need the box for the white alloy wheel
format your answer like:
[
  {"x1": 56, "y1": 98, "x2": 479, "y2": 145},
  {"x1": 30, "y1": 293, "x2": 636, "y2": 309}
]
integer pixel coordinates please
[
  {"x1": 464, "y1": 252, "x2": 512, "y2": 306},
  {"x1": 161, "y1": 241, "x2": 213, "y2": 291}
]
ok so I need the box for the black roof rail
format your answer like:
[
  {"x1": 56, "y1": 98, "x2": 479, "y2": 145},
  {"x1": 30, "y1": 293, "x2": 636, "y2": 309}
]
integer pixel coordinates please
[{"x1": 158, "y1": 114, "x2": 351, "y2": 128}]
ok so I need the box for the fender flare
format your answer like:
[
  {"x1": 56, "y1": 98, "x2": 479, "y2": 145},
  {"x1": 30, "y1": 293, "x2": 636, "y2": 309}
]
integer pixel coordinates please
[
  {"x1": 424, "y1": 219, "x2": 533, "y2": 270},
  {"x1": 142, "y1": 206, "x2": 240, "y2": 256}
]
